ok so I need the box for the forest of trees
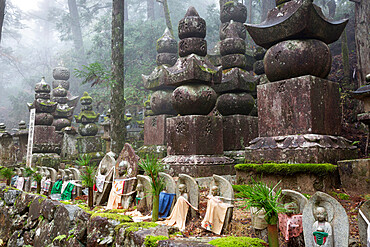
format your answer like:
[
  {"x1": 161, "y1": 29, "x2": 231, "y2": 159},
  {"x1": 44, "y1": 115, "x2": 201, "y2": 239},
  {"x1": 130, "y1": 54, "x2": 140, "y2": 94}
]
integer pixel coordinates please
[{"x1": 0, "y1": 0, "x2": 368, "y2": 151}]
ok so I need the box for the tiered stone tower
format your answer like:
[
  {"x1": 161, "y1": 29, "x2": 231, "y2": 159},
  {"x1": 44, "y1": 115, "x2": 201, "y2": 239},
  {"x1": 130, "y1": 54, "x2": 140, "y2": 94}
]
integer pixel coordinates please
[
  {"x1": 244, "y1": 0, "x2": 356, "y2": 163},
  {"x1": 141, "y1": 28, "x2": 177, "y2": 155},
  {"x1": 214, "y1": 20, "x2": 258, "y2": 153},
  {"x1": 28, "y1": 78, "x2": 61, "y2": 168},
  {"x1": 162, "y1": 7, "x2": 233, "y2": 176},
  {"x1": 51, "y1": 67, "x2": 78, "y2": 132},
  {"x1": 14, "y1": 121, "x2": 28, "y2": 162}
]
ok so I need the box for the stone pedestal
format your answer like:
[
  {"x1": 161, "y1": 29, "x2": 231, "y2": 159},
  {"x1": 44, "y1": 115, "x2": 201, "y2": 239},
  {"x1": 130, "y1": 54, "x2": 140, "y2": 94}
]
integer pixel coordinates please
[
  {"x1": 33, "y1": 126, "x2": 62, "y2": 154},
  {"x1": 76, "y1": 136, "x2": 104, "y2": 163},
  {"x1": 258, "y1": 75, "x2": 341, "y2": 137},
  {"x1": 337, "y1": 159, "x2": 370, "y2": 194},
  {"x1": 222, "y1": 115, "x2": 258, "y2": 151},
  {"x1": 144, "y1": 115, "x2": 171, "y2": 146}
]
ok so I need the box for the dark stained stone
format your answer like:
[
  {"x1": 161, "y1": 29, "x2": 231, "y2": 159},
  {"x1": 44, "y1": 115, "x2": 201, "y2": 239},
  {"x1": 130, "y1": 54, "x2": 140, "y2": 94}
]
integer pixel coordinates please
[
  {"x1": 87, "y1": 216, "x2": 114, "y2": 247},
  {"x1": 79, "y1": 123, "x2": 99, "y2": 136},
  {"x1": 150, "y1": 90, "x2": 177, "y2": 115},
  {"x1": 337, "y1": 159, "x2": 370, "y2": 195},
  {"x1": 156, "y1": 53, "x2": 178, "y2": 67},
  {"x1": 0, "y1": 207, "x2": 13, "y2": 242},
  {"x1": 264, "y1": 39, "x2": 332, "y2": 82},
  {"x1": 41, "y1": 199, "x2": 60, "y2": 221},
  {"x1": 29, "y1": 196, "x2": 45, "y2": 221},
  {"x1": 157, "y1": 28, "x2": 178, "y2": 54},
  {"x1": 245, "y1": 0, "x2": 348, "y2": 49},
  {"x1": 32, "y1": 125, "x2": 62, "y2": 154},
  {"x1": 220, "y1": 37, "x2": 246, "y2": 56},
  {"x1": 166, "y1": 115, "x2": 223, "y2": 155},
  {"x1": 14, "y1": 192, "x2": 38, "y2": 215},
  {"x1": 222, "y1": 115, "x2": 258, "y2": 151},
  {"x1": 253, "y1": 60, "x2": 265, "y2": 75},
  {"x1": 52, "y1": 86, "x2": 68, "y2": 97},
  {"x1": 76, "y1": 136, "x2": 103, "y2": 154},
  {"x1": 220, "y1": 1, "x2": 247, "y2": 23},
  {"x1": 131, "y1": 226, "x2": 169, "y2": 246},
  {"x1": 213, "y1": 68, "x2": 257, "y2": 94},
  {"x1": 35, "y1": 92, "x2": 50, "y2": 100},
  {"x1": 172, "y1": 84, "x2": 217, "y2": 115},
  {"x1": 221, "y1": 54, "x2": 247, "y2": 70},
  {"x1": 4, "y1": 189, "x2": 21, "y2": 206},
  {"x1": 8, "y1": 230, "x2": 24, "y2": 247},
  {"x1": 179, "y1": 38, "x2": 207, "y2": 57},
  {"x1": 34, "y1": 98, "x2": 57, "y2": 113},
  {"x1": 220, "y1": 21, "x2": 246, "y2": 40},
  {"x1": 216, "y1": 93, "x2": 255, "y2": 116},
  {"x1": 35, "y1": 113, "x2": 53, "y2": 125},
  {"x1": 52, "y1": 80, "x2": 70, "y2": 90},
  {"x1": 144, "y1": 115, "x2": 171, "y2": 146},
  {"x1": 71, "y1": 210, "x2": 91, "y2": 242},
  {"x1": 53, "y1": 118, "x2": 71, "y2": 131},
  {"x1": 34, "y1": 77, "x2": 51, "y2": 93},
  {"x1": 178, "y1": 7, "x2": 206, "y2": 40},
  {"x1": 253, "y1": 47, "x2": 266, "y2": 60}
]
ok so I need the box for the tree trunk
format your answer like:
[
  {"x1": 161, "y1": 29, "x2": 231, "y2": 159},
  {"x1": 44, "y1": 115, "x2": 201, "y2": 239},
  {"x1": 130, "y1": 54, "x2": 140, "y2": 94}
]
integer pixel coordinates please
[
  {"x1": 124, "y1": 0, "x2": 128, "y2": 21},
  {"x1": 147, "y1": 0, "x2": 154, "y2": 21},
  {"x1": 111, "y1": 0, "x2": 126, "y2": 156},
  {"x1": 6, "y1": 179, "x2": 10, "y2": 186},
  {"x1": 68, "y1": 0, "x2": 86, "y2": 66},
  {"x1": 152, "y1": 194, "x2": 159, "y2": 222},
  {"x1": 351, "y1": 0, "x2": 370, "y2": 86},
  {"x1": 267, "y1": 224, "x2": 279, "y2": 247},
  {"x1": 261, "y1": 0, "x2": 275, "y2": 22},
  {"x1": 0, "y1": 0, "x2": 5, "y2": 44},
  {"x1": 341, "y1": 27, "x2": 350, "y2": 84},
  {"x1": 88, "y1": 187, "x2": 93, "y2": 208}
]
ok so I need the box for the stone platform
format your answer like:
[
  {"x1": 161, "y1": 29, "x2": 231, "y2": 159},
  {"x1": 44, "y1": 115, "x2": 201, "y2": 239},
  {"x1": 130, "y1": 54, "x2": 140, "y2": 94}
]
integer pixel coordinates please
[
  {"x1": 245, "y1": 134, "x2": 357, "y2": 164},
  {"x1": 337, "y1": 158, "x2": 370, "y2": 194},
  {"x1": 144, "y1": 114, "x2": 172, "y2": 146}
]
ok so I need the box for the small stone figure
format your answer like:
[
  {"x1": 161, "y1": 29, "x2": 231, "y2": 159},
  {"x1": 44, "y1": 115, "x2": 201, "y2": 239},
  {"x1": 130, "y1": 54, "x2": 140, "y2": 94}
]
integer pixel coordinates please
[
  {"x1": 312, "y1": 207, "x2": 333, "y2": 247},
  {"x1": 178, "y1": 183, "x2": 188, "y2": 201},
  {"x1": 74, "y1": 92, "x2": 100, "y2": 136}
]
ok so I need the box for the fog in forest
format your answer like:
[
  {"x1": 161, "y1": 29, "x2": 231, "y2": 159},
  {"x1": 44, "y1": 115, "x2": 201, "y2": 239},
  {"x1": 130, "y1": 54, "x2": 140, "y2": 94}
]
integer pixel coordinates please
[{"x1": 0, "y1": 0, "x2": 356, "y2": 130}]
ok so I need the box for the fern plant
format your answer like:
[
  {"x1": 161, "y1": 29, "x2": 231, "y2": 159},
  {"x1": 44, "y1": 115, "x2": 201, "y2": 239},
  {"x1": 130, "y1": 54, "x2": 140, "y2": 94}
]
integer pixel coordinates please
[{"x1": 76, "y1": 154, "x2": 95, "y2": 207}]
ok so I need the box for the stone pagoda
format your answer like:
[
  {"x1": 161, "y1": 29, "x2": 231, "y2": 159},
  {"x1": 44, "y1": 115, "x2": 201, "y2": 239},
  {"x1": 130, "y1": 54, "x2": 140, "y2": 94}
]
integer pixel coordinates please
[
  {"x1": 13, "y1": 120, "x2": 28, "y2": 163},
  {"x1": 28, "y1": 77, "x2": 61, "y2": 168},
  {"x1": 161, "y1": 7, "x2": 233, "y2": 176},
  {"x1": 244, "y1": 0, "x2": 356, "y2": 163},
  {"x1": 214, "y1": 19, "x2": 258, "y2": 154},
  {"x1": 51, "y1": 67, "x2": 79, "y2": 132},
  {"x1": 73, "y1": 92, "x2": 103, "y2": 163},
  {"x1": 140, "y1": 28, "x2": 178, "y2": 158}
]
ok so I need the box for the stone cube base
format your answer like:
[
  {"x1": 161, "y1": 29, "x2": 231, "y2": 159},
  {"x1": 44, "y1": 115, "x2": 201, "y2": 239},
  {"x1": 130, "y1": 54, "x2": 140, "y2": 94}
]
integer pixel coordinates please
[
  {"x1": 245, "y1": 134, "x2": 357, "y2": 164},
  {"x1": 144, "y1": 115, "x2": 171, "y2": 146},
  {"x1": 337, "y1": 159, "x2": 370, "y2": 194},
  {"x1": 162, "y1": 155, "x2": 235, "y2": 177},
  {"x1": 223, "y1": 115, "x2": 258, "y2": 151},
  {"x1": 76, "y1": 136, "x2": 103, "y2": 154},
  {"x1": 137, "y1": 145, "x2": 167, "y2": 159},
  {"x1": 166, "y1": 115, "x2": 223, "y2": 155},
  {"x1": 258, "y1": 75, "x2": 341, "y2": 136},
  {"x1": 32, "y1": 153, "x2": 61, "y2": 169},
  {"x1": 33, "y1": 126, "x2": 62, "y2": 153}
]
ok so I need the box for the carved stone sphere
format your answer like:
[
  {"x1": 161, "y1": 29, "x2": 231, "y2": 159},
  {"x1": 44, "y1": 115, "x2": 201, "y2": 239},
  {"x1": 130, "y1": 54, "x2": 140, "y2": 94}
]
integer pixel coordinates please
[
  {"x1": 35, "y1": 113, "x2": 54, "y2": 125},
  {"x1": 78, "y1": 123, "x2": 98, "y2": 136},
  {"x1": 172, "y1": 84, "x2": 217, "y2": 115},
  {"x1": 53, "y1": 118, "x2": 71, "y2": 131},
  {"x1": 53, "y1": 67, "x2": 70, "y2": 80},
  {"x1": 150, "y1": 90, "x2": 177, "y2": 115},
  {"x1": 264, "y1": 39, "x2": 332, "y2": 82},
  {"x1": 220, "y1": 22, "x2": 246, "y2": 40},
  {"x1": 216, "y1": 93, "x2": 255, "y2": 116},
  {"x1": 52, "y1": 80, "x2": 70, "y2": 91},
  {"x1": 220, "y1": 1, "x2": 247, "y2": 23}
]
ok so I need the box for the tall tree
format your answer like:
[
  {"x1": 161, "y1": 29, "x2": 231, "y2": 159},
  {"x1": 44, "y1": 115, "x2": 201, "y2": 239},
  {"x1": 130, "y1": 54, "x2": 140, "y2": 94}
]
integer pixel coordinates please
[
  {"x1": 350, "y1": 0, "x2": 369, "y2": 85},
  {"x1": 147, "y1": 0, "x2": 154, "y2": 20},
  {"x1": 111, "y1": 0, "x2": 126, "y2": 155},
  {"x1": 0, "y1": 0, "x2": 5, "y2": 44},
  {"x1": 68, "y1": 0, "x2": 86, "y2": 66}
]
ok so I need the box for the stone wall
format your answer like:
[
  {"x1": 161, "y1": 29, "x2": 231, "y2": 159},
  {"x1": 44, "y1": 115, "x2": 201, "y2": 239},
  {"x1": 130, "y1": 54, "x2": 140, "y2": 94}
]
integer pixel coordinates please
[{"x1": 0, "y1": 186, "x2": 177, "y2": 247}]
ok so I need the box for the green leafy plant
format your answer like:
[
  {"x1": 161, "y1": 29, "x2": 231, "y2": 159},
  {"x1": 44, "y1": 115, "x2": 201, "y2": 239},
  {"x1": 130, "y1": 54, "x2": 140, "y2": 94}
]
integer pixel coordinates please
[
  {"x1": 138, "y1": 155, "x2": 165, "y2": 222},
  {"x1": 76, "y1": 154, "x2": 95, "y2": 208},
  {"x1": 233, "y1": 178, "x2": 285, "y2": 247},
  {"x1": 0, "y1": 167, "x2": 15, "y2": 186},
  {"x1": 23, "y1": 166, "x2": 35, "y2": 177}
]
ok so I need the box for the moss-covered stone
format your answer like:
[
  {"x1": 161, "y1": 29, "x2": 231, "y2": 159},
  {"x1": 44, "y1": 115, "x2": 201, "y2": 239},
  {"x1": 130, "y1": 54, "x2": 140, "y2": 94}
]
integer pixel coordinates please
[
  {"x1": 144, "y1": 235, "x2": 169, "y2": 247},
  {"x1": 209, "y1": 236, "x2": 266, "y2": 247}
]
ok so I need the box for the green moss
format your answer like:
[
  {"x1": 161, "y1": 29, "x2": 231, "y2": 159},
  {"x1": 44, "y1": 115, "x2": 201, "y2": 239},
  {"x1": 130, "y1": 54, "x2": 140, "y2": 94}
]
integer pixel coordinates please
[
  {"x1": 38, "y1": 198, "x2": 45, "y2": 204},
  {"x1": 61, "y1": 201, "x2": 73, "y2": 205},
  {"x1": 91, "y1": 212, "x2": 133, "y2": 223},
  {"x1": 39, "y1": 101, "x2": 57, "y2": 106},
  {"x1": 38, "y1": 215, "x2": 44, "y2": 222},
  {"x1": 53, "y1": 234, "x2": 67, "y2": 242},
  {"x1": 235, "y1": 163, "x2": 337, "y2": 176},
  {"x1": 67, "y1": 235, "x2": 75, "y2": 241},
  {"x1": 80, "y1": 92, "x2": 92, "y2": 101},
  {"x1": 199, "y1": 65, "x2": 217, "y2": 74},
  {"x1": 223, "y1": 1, "x2": 236, "y2": 7},
  {"x1": 144, "y1": 235, "x2": 169, "y2": 247},
  {"x1": 114, "y1": 222, "x2": 158, "y2": 235},
  {"x1": 107, "y1": 208, "x2": 128, "y2": 214},
  {"x1": 330, "y1": 192, "x2": 350, "y2": 200},
  {"x1": 208, "y1": 236, "x2": 266, "y2": 247}
]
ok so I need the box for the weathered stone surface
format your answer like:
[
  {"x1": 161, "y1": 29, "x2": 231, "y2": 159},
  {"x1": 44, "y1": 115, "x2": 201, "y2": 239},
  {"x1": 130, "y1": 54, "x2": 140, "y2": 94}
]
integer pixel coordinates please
[
  {"x1": 253, "y1": 47, "x2": 266, "y2": 60},
  {"x1": 29, "y1": 196, "x2": 45, "y2": 221},
  {"x1": 52, "y1": 80, "x2": 70, "y2": 90},
  {"x1": 216, "y1": 93, "x2": 254, "y2": 116},
  {"x1": 257, "y1": 76, "x2": 341, "y2": 137},
  {"x1": 94, "y1": 152, "x2": 115, "y2": 206},
  {"x1": 14, "y1": 192, "x2": 37, "y2": 215},
  {"x1": 142, "y1": 65, "x2": 171, "y2": 90},
  {"x1": 32, "y1": 125, "x2": 62, "y2": 153},
  {"x1": 35, "y1": 113, "x2": 53, "y2": 125},
  {"x1": 179, "y1": 38, "x2": 207, "y2": 57},
  {"x1": 220, "y1": 21, "x2": 246, "y2": 40},
  {"x1": 76, "y1": 136, "x2": 103, "y2": 154},
  {"x1": 71, "y1": 210, "x2": 91, "y2": 243},
  {"x1": 220, "y1": 1, "x2": 247, "y2": 23},
  {"x1": 172, "y1": 84, "x2": 217, "y2": 115},
  {"x1": 144, "y1": 115, "x2": 170, "y2": 146},
  {"x1": 222, "y1": 115, "x2": 258, "y2": 151},
  {"x1": 220, "y1": 37, "x2": 245, "y2": 56},
  {"x1": 157, "y1": 28, "x2": 178, "y2": 54},
  {"x1": 115, "y1": 143, "x2": 140, "y2": 179},
  {"x1": 221, "y1": 54, "x2": 247, "y2": 70},
  {"x1": 358, "y1": 200, "x2": 369, "y2": 247},
  {"x1": 52, "y1": 96, "x2": 68, "y2": 104},
  {"x1": 150, "y1": 90, "x2": 177, "y2": 115},
  {"x1": 4, "y1": 189, "x2": 21, "y2": 206},
  {"x1": 157, "y1": 53, "x2": 178, "y2": 67},
  {"x1": 166, "y1": 115, "x2": 223, "y2": 155},
  {"x1": 41, "y1": 199, "x2": 60, "y2": 221},
  {"x1": 264, "y1": 39, "x2": 331, "y2": 82},
  {"x1": 0, "y1": 205, "x2": 13, "y2": 242},
  {"x1": 87, "y1": 216, "x2": 115, "y2": 247},
  {"x1": 53, "y1": 66, "x2": 70, "y2": 80},
  {"x1": 253, "y1": 60, "x2": 265, "y2": 75},
  {"x1": 245, "y1": 134, "x2": 357, "y2": 164},
  {"x1": 163, "y1": 155, "x2": 235, "y2": 177},
  {"x1": 34, "y1": 98, "x2": 58, "y2": 113},
  {"x1": 214, "y1": 68, "x2": 257, "y2": 93},
  {"x1": 137, "y1": 145, "x2": 167, "y2": 159},
  {"x1": 53, "y1": 118, "x2": 71, "y2": 131},
  {"x1": 8, "y1": 230, "x2": 24, "y2": 247},
  {"x1": 178, "y1": 7, "x2": 206, "y2": 40},
  {"x1": 52, "y1": 86, "x2": 68, "y2": 97},
  {"x1": 302, "y1": 192, "x2": 349, "y2": 247},
  {"x1": 245, "y1": 0, "x2": 348, "y2": 49},
  {"x1": 337, "y1": 159, "x2": 370, "y2": 194},
  {"x1": 34, "y1": 77, "x2": 51, "y2": 93}
]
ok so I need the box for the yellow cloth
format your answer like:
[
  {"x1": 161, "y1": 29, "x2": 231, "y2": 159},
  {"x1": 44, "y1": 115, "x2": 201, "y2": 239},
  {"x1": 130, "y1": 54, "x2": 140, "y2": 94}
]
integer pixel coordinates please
[
  {"x1": 106, "y1": 180, "x2": 125, "y2": 210},
  {"x1": 201, "y1": 196, "x2": 231, "y2": 235},
  {"x1": 162, "y1": 196, "x2": 197, "y2": 231}
]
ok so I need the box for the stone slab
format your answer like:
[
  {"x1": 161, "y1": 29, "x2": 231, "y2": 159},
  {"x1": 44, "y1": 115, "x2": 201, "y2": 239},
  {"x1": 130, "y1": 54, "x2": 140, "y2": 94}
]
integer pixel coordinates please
[
  {"x1": 257, "y1": 75, "x2": 341, "y2": 137},
  {"x1": 33, "y1": 126, "x2": 62, "y2": 153},
  {"x1": 76, "y1": 136, "x2": 103, "y2": 154},
  {"x1": 337, "y1": 159, "x2": 370, "y2": 194},
  {"x1": 222, "y1": 115, "x2": 258, "y2": 151},
  {"x1": 213, "y1": 67, "x2": 257, "y2": 93},
  {"x1": 144, "y1": 115, "x2": 171, "y2": 146},
  {"x1": 162, "y1": 155, "x2": 235, "y2": 177},
  {"x1": 167, "y1": 115, "x2": 224, "y2": 155}
]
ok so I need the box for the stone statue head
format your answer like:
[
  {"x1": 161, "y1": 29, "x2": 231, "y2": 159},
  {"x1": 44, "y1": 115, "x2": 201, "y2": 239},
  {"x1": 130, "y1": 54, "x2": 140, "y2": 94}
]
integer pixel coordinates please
[
  {"x1": 211, "y1": 185, "x2": 219, "y2": 196},
  {"x1": 314, "y1": 206, "x2": 328, "y2": 222},
  {"x1": 63, "y1": 175, "x2": 68, "y2": 181},
  {"x1": 69, "y1": 174, "x2": 74, "y2": 180},
  {"x1": 101, "y1": 163, "x2": 107, "y2": 174},
  {"x1": 136, "y1": 182, "x2": 143, "y2": 192},
  {"x1": 57, "y1": 174, "x2": 61, "y2": 180},
  {"x1": 178, "y1": 183, "x2": 187, "y2": 194}
]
